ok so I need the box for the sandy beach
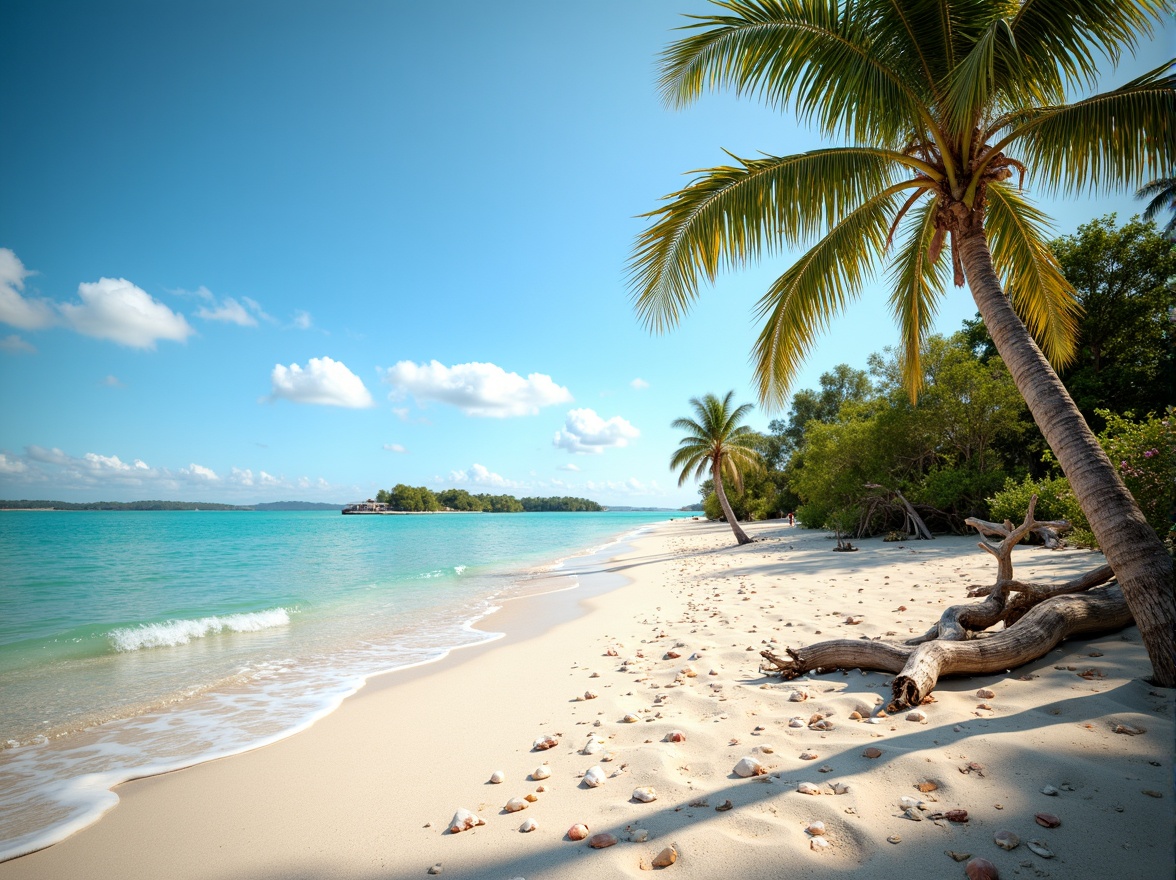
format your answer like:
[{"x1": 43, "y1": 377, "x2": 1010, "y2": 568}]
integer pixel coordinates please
[{"x1": 2, "y1": 518, "x2": 1172, "y2": 880}]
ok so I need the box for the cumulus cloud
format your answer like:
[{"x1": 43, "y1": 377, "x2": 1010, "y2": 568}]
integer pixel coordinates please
[
  {"x1": 630, "y1": 378, "x2": 649, "y2": 390},
  {"x1": 383, "y1": 443, "x2": 408, "y2": 453},
  {"x1": 270, "y1": 356, "x2": 374, "y2": 408},
  {"x1": 0, "y1": 334, "x2": 36, "y2": 354},
  {"x1": 384, "y1": 360, "x2": 572, "y2": 418},
  {"x1": 292, "y1": 310, "x2": 314, "y2": 330},
  {"x1": 0, "y1": 249, "x2": 55, "y2": 330},
  {"x1": 553, "y1": 408, "x2": 640, "y2": 454},
  {"x1": 558, "y1": 462, "x2": 581, "y2": 472},
  {"x1": 58, "y1": 278, "x2": 194, "y2": 348},
  {"x1": 0, "y1": 453, "x2": 29, "y2": 474},
  {"x1": 447, "y1": 463, "x2": 520, "y2": 488}
]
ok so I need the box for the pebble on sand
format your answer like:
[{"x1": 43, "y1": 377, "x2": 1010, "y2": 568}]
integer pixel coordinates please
[
  {"x1": 583, "y1": 765, "x2": 607, "y2": 788},
  {"x1": 448, "y1": 809, "x2": 485, "y2": 834},
  {"x1": 652, "y1": 846, "x2": 678, "y2": 867},
  {"x1": 567, "y1": 824, "x2": 590, "y2": 841},
  {"x1": 587, "y1": 832, "x2": 619, "y2": 849},
  {"x1": 734, "y1": 756, "x2": 767, "y2": 778},
  {"x1": 520, "y1": 818, "x2": 538, "y2": 832},
  {"x1": 632, "y1": 786, "x2": 658, "y2": 803},
  {"x1": 489, "y1": 770, "x2": 505, "y2": 784},
  {"x1": 993, "y1": 830, "x2": 1020, "y2": 851},
  {"x1": 1034, "y1": 812, "x2": 1061, "y2": 828},
  {"x1": 533, "y1": 735, "x2": 559, "y2": 751},
  {"x1": 965, "y1": 857, "x2": 999, "y2": 880}
]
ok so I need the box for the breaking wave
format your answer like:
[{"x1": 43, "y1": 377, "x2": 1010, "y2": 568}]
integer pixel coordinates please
[{"x1": 107, "y1": 609, "x2": 292, "y2": 653}]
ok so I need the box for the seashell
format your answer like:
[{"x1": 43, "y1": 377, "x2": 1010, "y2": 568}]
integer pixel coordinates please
[
  {"x1": 664, "y1": 651, "x2": 681, "y2": 660},
  {"x1": 587, "y1": 832, "x2": 618, "y2": 849},
  {"x1": 1113, "y1": 723, "x2": 1145, "y2": 736},
  {"x1": 903, "y1": 808, "x2": 923, "y2": 822},
  {"x1": 797, "y1": 782, "x2": 821, "y2": 795},
  {"x1": 800, "y1": 751, "x2": 818, "y2": 761},
  {"x1": 504, "y1": 797, "x2": 529, "y2": 813},
  {"x1": 533, "y1": 735, "x2": 558, "y2": 751},
  {"x1": 524, "y1": 792, "x2": 539, "y2": 803},
  {"x1": 811, "y1": 719, "x2": 835, "y2": 731},
  {"x1": 448, "y1": 808, "x2": 485, "y2": 834},
  {"x1": 906, "y1": 710, "x2": 927, "y2": 722},
  {"x1": 759, "y1": 745, "x2": 775, "y2": 754},
  {"x1": 489, "y1": 770, "x2": 506, "y2": 784},
  {"x1": 830, "y1": 782, "x2": 850, "y2": 795},
  {"x1": 993, "y1": 830, "x2": 1020, "y2": 851},
  {"x1": 622, "y1": 713, "x2": 640, "y2": 723},
  {"x1": 583, "y1": 690, "x2": 599, "y2": 700},
  {"x1": 916, "y1": 780, "x2": 938, "y2": 792},
  {"x1": 531, "y1": 764, "x2": 551, "y2": 781},
  {"x1": 428, "y1": 865, "x2": 442, "y2": 875},
  {"x1": 566, "y1": 823, "x2": 590, "y2": 840},
  {"x1": 810, "y1": 837, "x2": 831, "y2": 852},
  {"x1": 605, "y1": 647, "x2": 618, "y2": 656},
  {"x1": 734, "y1": 757, "x2": 767, "y2": 778},
  {"x1": 589, "y1": 671, "x2": 600, "y2": 678},
  {"x1": 848, "y1": 711, "x2": 862, "y2": 721},
  {"x1": 519, "y1": 818, "x2": 538, "y2": 832},
  {"x1": 789, "y1": 717, "x2": 806, "y2": 728},
  {"x1": 863, "y1": 747, "x2": 883, "y2": 759},
  {"x1": 632, "y1": 786, "x2": 657, "y2": 803},
  {"x1": 1040, "y1": 785, "x2": 1058, "y2": 796},
  {"x1": 788, "y1": 690, "x2": 809, "y2": 702},
  {"x1": 965, "y1": 857, "x2": 999, "y2": 880},
  {"x1": 1026, "y1": 839, "x2": 1054, "y2": 859},
  {"x1": 715, "y1": 799, "x2": 734, "y2": 811},
  {"x1": 681, "y1": 665, "x2": 697, "y2": 677},
  {"x1": 582, "y1": 765, "x2": 607, "y2": 788},
  {"x1": 887, "y1": 835, "x2": 902, "y2": 844},
  {"x1": 806, "y1": 821, "x2": 826, "y2": 836},
  {"x1": 808, "y1": 713, "x2": 824, "y2": 724},
  {"x1": 664, "y1": 730, "x2": 686, "y2": 743},
  {"x1": 976, "y1": 688, "x2": 995, "y2": 699},
  {"x1": 1034, "y1": 812, "x2": 1061, "y2": 828},
  {"x1": 582, "y1": 736, "x2": 604, "y2": 755},
  {"x1": 945, "y1": 810, "x2": 969, "y2": 823},
  {"x1": 898, "y1": 796, "x2": 923, "y2": 810},
  {"x1": 629, "y1": 828, "x2": 649, "y2": 843},
  {"x1": 946, "y1": 851, "x2": 972, "y2": 862},
  {"x1": 652, "y1": 846, "x2": 678, "y2": 867}
]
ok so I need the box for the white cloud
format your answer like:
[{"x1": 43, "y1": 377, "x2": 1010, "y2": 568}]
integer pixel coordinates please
[
  {"x1": 196, "y1": 297, "x2": 256, "y2": 326},
  {"x1": 447, "y1": 463, "x2": 520, "y2": 488},
  {"x1": 58, "y1": 278, "x2": 194, "y2": 348},
  {"x1": 0, "y1": 249, "x2": 55, "y2": 330},
  {"x1": 553, "y1": 408, "x2": 640, "y2": 454},
  {"x1": 558, "y1": 462, "x2": 581, "y2": 472},
  {"x1": 182, "y1": 463, "x2": 218, "y2": 481},
  {"x1": 384, "y1": 360, "x2": 572, "y2": 418},
  {"x1": 292, "y1": 310, "x2": 313, "y2": 330},
  {"x1": 630, "y1": 378, "x2": 649, "y2": 390},
  {"x1": 383, "y1": 443, "x2": 408, "y2": 453},
  {"x1": 0, "y1": 334, "x2": 36, "y2": 354},
  {"x1": 0, "y1": 453, "x2": 29, "y2": 475},
  {"x1": 101, "y1": 374, "x2": 125, "y2": 387},
  {"x1": 270, "y1": 356, "x2": 374, "y2": 408}
]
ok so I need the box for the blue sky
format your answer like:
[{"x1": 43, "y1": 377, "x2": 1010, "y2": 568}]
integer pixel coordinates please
[{"x1": 2, "y1": 1, "x2": 1172, "y2": 507}]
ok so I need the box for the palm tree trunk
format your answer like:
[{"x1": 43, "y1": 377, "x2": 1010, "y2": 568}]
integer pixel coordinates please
[
  {"x1": 712, "y1": 458, "x2": 753, "y2": 545},
  {"x1": 956, "y1": 219, "x2": 1176, "y2": 687}
]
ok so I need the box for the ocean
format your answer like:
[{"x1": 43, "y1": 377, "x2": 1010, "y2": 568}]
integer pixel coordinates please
[{"x1": 0, "y1": 508, "x2": 689, "y2": 861}]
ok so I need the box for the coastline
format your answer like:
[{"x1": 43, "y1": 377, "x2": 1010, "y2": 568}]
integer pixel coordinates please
[{"x1": 2, "y1": 519, "x2": 1172, "y2": 879}]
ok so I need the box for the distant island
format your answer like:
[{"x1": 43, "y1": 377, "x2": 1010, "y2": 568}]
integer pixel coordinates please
[
  {"x1": 355, "y1": 485, "x2": 604, "y2": 513},
  {"x1": 0, "y1": 500, "x2": 344, "y2": 511}
]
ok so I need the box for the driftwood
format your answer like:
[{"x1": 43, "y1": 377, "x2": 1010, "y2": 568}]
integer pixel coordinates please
[
  {"x1": 864, "y1": 483, "x2": 934, "y2": 540},
  {"x1": 761, "y1": 496, "x2": 1131, "y2": 710}
]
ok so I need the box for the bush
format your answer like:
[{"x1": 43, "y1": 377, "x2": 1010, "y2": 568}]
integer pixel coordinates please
[{"x1": 988, "y1": 475, "x2": 1093, "y2": 546}]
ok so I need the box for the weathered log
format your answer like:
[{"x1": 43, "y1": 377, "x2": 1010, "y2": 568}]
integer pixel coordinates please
[
  {"x1": 763, "y1": 585, "x2": 1131, "y2": 709},
  {"x1": 865, "y1": 483, "x2": 934, "y2": 540},
  {"x1": 890, "y1": 585, "x2": 1131, "y2": 708}
]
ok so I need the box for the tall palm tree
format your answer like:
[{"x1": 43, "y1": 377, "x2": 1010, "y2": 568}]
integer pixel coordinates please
[
  {"x1": 631, "y1": 0, "x2": 1176, "y2": 684},
  {"x1": 672, "y1": 391, "x2": 764, "y2": 545}
]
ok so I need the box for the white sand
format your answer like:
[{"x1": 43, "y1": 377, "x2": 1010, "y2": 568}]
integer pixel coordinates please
[{"x1": 2, "y1": 519, "x2": 1172, "y2": 879}]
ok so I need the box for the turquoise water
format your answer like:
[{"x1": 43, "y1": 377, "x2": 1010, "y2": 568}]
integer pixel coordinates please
[{"x1": 0, "y1": 509, "x2": 686, "y2": 860}]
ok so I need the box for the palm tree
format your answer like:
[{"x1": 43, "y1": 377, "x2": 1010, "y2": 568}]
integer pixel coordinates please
[
  {"x1": 631, "y1": 1, "x2": 1176, "y2": 684},
  {"x1": 672, "y1": 391, "x2": 763, "y2": 545},
  {"x1": 1137, "y1": 176, "x2": 1176, "y2": 236}
]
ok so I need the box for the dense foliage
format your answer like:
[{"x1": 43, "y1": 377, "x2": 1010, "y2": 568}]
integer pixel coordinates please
[{"x1": 372, "y1": 486, "x2": 602, "y2": 513}]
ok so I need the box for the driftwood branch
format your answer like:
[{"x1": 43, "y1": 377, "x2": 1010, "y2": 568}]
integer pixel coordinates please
[{"x1": 761, "y1": 496, "x2": 1131, "y2": 710}]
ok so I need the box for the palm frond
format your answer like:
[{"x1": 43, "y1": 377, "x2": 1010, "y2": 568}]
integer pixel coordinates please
[
  {"x1": 658, "y1": 0, "x2": 929, "y2": 144},
  {"x1": 886, "y1": 197, "x2": 947, "y2": 399},
  {"x1": 983, "y1": 183, "x2": 1080, "y2": 367},
  {"x1": 942, "y1": 15, "x2": 1020, "y2": 136},
  {"x1": 750, "y1": 186, "x2": 903, "y2": 409},
  {"x1": 997, "y1": 61, "x2": 1176, "y2": 196},
  {"x1": 1136, "y1": 176, "x2": 1176, "y2": 231},
  {"x1": 1011, "y1": 0, "x2": 1170, "y2": 94},
  {"x1": 629, "y1": 148, "x2": 903, "y2": 333}
]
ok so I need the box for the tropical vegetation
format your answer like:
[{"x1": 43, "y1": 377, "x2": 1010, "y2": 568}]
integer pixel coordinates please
[
  {"x1": 372, "y1": 486, "x2": 603, "y2": 513},
  {"x1": 632, "y1": 0, "x2": 1175, "y2": 683}
]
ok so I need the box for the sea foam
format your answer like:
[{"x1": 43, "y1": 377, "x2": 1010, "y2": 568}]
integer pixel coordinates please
[{"x1": 107, "y1": 609, "x2": 291, "y2": 652}]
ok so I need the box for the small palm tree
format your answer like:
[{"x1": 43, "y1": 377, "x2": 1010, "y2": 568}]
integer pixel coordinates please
[
  {"x1": 1137, "y1": 176, "x2": 1176, "y2": 236},
  {"x1": 631, "y1": 0, "x2": 1176, "y2": 685},
  {"x1": 672, "y1": 391, "x2": 764, "y2": 544}
]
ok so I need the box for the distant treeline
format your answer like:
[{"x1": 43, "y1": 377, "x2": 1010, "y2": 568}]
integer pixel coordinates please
[
  {"x1": 0, "y1": 500, "x2": 249, "y2": 511},
  {"x1": 374, "y1": 485, "x2": 603, "y2": 513}
]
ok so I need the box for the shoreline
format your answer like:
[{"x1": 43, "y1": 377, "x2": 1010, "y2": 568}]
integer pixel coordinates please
[{"x1": 2, "y1": 519, "x2": 1172, "y2": 879}]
